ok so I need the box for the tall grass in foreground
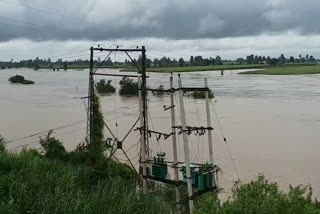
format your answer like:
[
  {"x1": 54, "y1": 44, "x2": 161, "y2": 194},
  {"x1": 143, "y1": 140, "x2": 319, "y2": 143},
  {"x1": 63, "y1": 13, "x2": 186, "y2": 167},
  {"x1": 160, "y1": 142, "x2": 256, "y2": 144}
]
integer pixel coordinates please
[{"x1": 0, "y1": 150, "x2": 170, "y2": 214}]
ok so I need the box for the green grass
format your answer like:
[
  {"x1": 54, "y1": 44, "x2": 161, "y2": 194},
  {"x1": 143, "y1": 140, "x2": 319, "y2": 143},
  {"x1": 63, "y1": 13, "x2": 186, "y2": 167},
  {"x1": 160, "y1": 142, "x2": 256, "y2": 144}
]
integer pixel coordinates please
[
  {"x1": 239, "y1": 64, "x2": 320, "y2": 75},
  {"x1": 121, "y1": 64, "x2": 268, "y2": 73},
  {"x1": 0, "y1": 150, "x2": 170, "y2": 214}
]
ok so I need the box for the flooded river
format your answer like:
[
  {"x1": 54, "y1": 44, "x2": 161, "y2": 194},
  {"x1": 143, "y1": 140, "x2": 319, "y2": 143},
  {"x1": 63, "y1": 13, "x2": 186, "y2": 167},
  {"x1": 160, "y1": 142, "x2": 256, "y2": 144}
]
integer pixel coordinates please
[{"x1": 1, "y1": 68, "x2": 320, "y2": 197}]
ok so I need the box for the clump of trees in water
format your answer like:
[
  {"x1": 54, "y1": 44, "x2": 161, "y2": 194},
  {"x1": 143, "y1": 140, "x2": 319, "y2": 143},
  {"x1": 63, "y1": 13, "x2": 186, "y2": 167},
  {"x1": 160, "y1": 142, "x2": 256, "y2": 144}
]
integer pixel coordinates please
[
  {"x1": 9, "y1": 75, "x2": 34, "y2": 84},
  {"x1": 119, "y1": 77, "x2": 139, "y2": 96},
  {"x1": 95, "y1": 79, "x2": 115, "y2": 94},
  {"x1": 191, "y1": 90, "x2": 214, "y2": 99}
]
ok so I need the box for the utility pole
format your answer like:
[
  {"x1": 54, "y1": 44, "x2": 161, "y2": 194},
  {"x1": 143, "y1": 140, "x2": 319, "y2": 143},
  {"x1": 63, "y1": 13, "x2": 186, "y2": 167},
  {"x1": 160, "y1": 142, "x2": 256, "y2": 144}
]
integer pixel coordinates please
[
  {"x1": 205, "y1": 78, "x2": 215, "y2": 186},
  {"x1": 170, "y1": 74, "x2": 181, "y2": 211},
  {"x1": 205, "y1": 78, "x2": 214, "y2": 163},
  {"x1": 141, "y1": 46, "x2": 149, "y2": 171},
  {"x1": 87, "y1": 47, "x2": 94, "y2": 145},
  {"x1": 178, "y1": 74, "x2": 194, "y2": 213},
  {"x1": 139, "y1": 77, "x2": 148, "y2": 193}
]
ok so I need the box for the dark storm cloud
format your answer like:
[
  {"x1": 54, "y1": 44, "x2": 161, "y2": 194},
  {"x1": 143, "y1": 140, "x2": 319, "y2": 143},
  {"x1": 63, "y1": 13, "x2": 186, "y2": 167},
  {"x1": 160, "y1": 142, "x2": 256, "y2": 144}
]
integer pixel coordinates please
[{"x1": 0, "y1": 0, "x2": 319, "y2": 42}]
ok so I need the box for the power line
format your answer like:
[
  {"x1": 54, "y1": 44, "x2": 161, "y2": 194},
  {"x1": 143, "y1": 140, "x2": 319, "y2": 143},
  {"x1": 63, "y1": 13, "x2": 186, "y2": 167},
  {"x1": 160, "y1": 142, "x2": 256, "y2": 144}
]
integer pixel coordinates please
[
  {"x1": 5, "y1": 98, "x2": 169, "y2": 145},
  {"x1": 210, "y1": 101, "x2": 240, "y2": 181},
  {"x1": 0, "y1": 0, "x2": 73, "y2": 18}
]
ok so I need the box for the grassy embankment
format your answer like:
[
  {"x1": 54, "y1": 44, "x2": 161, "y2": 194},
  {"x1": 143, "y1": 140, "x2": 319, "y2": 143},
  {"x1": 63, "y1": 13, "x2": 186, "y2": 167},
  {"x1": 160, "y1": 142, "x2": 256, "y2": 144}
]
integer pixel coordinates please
[
  {"x1": 240, "y1": 64, "x2": 320, "y2": 75},
  {"x1": 0, "y1": 149, "x2": 170, "y2": 213}
]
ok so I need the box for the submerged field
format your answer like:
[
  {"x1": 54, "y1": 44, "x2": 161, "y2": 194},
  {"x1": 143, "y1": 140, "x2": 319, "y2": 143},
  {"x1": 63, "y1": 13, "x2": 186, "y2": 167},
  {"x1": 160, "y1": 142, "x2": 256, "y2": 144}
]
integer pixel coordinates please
[{"x1": 239, "y1": 64, "x2": 320, "y2": 75}]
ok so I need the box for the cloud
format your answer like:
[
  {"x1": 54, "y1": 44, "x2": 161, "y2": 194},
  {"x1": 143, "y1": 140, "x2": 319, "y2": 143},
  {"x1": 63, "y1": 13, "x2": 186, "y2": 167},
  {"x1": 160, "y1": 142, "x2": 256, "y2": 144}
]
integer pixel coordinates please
[
  {"x1": 0, "y1": 0, "x2": 319, "y2": 42},
  {"x1": 2, "y1": 33, "x2": 320, "y2": 61}
]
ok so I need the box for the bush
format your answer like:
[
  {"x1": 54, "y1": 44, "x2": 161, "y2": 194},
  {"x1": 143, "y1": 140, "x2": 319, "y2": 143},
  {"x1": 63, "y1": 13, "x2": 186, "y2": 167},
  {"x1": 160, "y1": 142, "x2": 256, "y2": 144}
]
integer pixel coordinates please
[
  {"x1": 9, "y1": 75, "x2": 35, "y2": 84},
  {"x1": 152, "y1": 84, "x2": 166, "y2": 96},
  {"x1": 119, "y1": 77, "x2": 139, "y2": 96},
  {"x1": 195, "y1": 175, "x2": 320, "y2": 214},
  {"x1": 191, "y1": 90, "x2": 214, "y2": 99},
  {"x1": 0, "y1": 135, "x2": 5, "y2": 152},
  {"x1": 39, "y1": 131, "x2": 68, "y2": 161},
  {"x1": 96, "y1": 79, "x2": 115, "y2": 94}
]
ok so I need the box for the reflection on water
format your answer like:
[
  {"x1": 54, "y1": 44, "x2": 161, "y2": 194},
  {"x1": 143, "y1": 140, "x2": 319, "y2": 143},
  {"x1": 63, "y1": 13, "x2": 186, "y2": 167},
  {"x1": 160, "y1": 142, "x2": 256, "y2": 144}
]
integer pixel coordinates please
[{"x1": 1, "y1": 68, "x2": 320, "y2": 197}]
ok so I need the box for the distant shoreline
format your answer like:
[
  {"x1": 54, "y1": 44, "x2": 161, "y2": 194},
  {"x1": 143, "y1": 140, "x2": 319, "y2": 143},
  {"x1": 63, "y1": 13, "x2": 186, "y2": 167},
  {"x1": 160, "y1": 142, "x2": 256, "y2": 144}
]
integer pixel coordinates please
[{"x1": 2, "y1": 63, "x2": 319, "y2": 75}]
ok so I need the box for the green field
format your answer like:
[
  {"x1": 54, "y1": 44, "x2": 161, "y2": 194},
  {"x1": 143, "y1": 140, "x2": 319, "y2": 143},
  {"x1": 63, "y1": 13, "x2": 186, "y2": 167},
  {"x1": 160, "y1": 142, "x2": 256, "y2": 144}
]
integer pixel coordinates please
[
  {"x1": 121, "y1": 64, "x2": 267, "y2": 73},
  {"x1": 239, "y1": 64, "x2": 320, "y2": 75}
]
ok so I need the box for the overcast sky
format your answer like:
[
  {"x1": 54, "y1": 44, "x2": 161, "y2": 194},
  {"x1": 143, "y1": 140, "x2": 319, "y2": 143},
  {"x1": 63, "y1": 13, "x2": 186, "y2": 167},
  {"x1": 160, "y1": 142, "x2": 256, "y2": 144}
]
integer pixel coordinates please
[{"x1": 0, "y1": 0, "x2": 320, "y2": 61}]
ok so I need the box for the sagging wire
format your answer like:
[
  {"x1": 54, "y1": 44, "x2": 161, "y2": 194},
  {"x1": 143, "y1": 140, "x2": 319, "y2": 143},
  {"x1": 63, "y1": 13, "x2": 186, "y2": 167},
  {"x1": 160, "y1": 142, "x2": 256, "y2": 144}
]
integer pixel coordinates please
[
  {"x1": 210, "y1": 101, "x2": 240, "y2": 181},
  {"x1": 147, "y1": 108, "x2": 162, "y2": 153}
]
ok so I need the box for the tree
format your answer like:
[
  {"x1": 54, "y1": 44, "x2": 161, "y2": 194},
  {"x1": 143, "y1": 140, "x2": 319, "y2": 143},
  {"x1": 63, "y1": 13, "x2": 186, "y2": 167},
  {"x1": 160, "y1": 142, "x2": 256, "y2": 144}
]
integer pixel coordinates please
[
  {"x1": 246, "y1": 54, "x2": 254, "y2": 64},
  {"x1": 194, "y1": 56, "x2": 203, "y2": 66},
  {"x1": 190, "y1": 56, "x2": 194, "y2": 66},
  {"x1": 215, "y1": 55, "x2": 222, "y2": 65},
  {"x1": 236, "y1": 58, "x2": 245, "y2": 64},
  {"x1": 289, "y1": 56, "x2": 295, "y2": 63},
  {"x1": 63, "y1": 61, "x2": 68, "y2": 70},
  {"x1": 178, "y1": 58, "x2": 185, "y2": 67},
  {"x1": 105, "y1": 57, "x2": 113, "y2": 66},
  {"x1": 279, "y1": 54, "x2": 286, "y2": 64},
  {"x1": 269, "y1": 58, "x2": 279, "y2": 65},
  {"x1": 309, "y1": 55, "x2": 316, "y2": 62}
]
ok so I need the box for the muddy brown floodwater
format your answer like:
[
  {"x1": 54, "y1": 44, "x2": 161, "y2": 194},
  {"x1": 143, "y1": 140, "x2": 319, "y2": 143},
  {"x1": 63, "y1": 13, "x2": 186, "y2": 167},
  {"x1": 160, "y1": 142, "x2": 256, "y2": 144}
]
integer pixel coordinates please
[{"x1": 1, "y1": 68, "x2": 319, "y2": 198}]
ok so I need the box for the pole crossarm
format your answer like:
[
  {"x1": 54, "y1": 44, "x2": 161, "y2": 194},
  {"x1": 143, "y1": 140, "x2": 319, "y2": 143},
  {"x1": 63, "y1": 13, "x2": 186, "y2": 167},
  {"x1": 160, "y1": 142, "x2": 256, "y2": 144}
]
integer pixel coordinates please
[
  {"x1": 93, "y1": 73, "x2": 148, "y2": 78},
  {"x1": 173, "y1": 126, "x2": 213, "y2": 136},
  {"x1": 93, "y1": 48, "x2": 143, "y2": 52},
  {"x1": 134, "y1": 127, "x2": 173, "y2": 140},
  {"x1": 146, "y1": 87, "x2": 210, "y2": 93}
]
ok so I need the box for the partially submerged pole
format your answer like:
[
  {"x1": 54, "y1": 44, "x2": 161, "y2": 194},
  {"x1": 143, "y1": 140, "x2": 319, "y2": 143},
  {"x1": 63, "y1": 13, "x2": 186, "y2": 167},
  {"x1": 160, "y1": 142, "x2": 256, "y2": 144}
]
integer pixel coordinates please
[
  {"x1": 170, "y1": 74, "x2": 181, "y2": 211},
  {"x1": 204, "y1": 78, "x2": 216, "y2": 186},
  {"x1": 138, "y1": 77, "x2": 148, "y2": 194},
  {"x1": 178, "y1": 74, "x2": 194, "y2": 213}
]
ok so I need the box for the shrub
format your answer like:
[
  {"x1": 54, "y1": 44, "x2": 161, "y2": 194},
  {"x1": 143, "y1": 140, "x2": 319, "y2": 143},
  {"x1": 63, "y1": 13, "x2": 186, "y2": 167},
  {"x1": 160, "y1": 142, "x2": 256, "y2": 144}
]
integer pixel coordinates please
[
  {"x1": 0, "y1": 135, "x2": 5, "y2": 152},
  {"x1": 152, "y1": 84, "x2": 166, "y2": 96},
  {"x1": 39, "y1": 130, "x2": 68, "y2": 161},
  {"x1": 22, "y1": 79, "x2": 35, "y2": 84},
  {"x1": 9, "y1": 75, "x2": 24, "y2": 83},
  {"x1": 119, "y1": 77, "x2": 139, "y2": 96},
  {"x1": 191, "y1": 90, "x2": 214, "y2": 99},
  {"x1": 195, "y1": 175, "x2": 320, "y2": 214},
  {"x1": 96, "y1": 79, "x2": 116, "y2": 94},
  {"x1": 9, "y1": 75, "x2": 35, "y2": 84}
]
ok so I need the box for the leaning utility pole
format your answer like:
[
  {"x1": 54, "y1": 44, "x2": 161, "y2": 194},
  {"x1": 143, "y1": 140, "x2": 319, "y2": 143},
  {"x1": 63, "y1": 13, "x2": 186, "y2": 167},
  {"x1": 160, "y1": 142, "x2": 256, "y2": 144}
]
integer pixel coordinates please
[
  {"x1": 178, "y1": 74, "x2": 194, "y2": 213},
  {"x1": 170, "y1": 74, "x2": 181, "y2": 211}
]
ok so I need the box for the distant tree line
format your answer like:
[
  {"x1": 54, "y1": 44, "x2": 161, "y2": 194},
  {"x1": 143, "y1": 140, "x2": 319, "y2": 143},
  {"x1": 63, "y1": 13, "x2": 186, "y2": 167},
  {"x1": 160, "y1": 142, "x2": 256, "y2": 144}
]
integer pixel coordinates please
[
  {"x1": 0, "y1": 53, "x2": 317, "y2": 70},
  {"x1": 237, "y1": 54, "x2": 317, "y2": 66}
]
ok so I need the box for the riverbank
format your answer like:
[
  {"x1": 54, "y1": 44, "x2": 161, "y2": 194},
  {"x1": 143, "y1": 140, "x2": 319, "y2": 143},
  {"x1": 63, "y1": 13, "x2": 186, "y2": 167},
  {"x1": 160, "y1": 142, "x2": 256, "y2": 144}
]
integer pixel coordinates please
[{"x1": 239, "y1": 64, "x2": 320, "y2": 75}]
